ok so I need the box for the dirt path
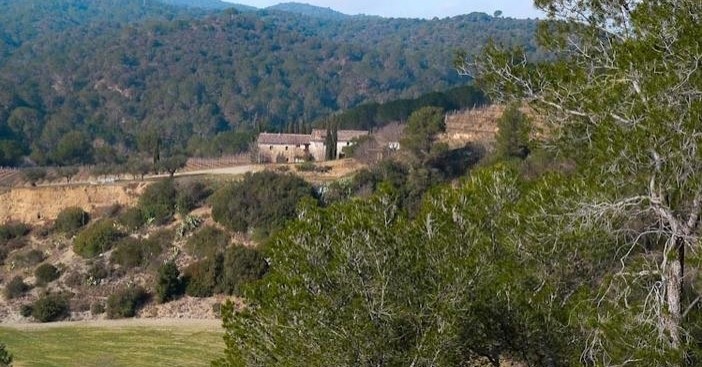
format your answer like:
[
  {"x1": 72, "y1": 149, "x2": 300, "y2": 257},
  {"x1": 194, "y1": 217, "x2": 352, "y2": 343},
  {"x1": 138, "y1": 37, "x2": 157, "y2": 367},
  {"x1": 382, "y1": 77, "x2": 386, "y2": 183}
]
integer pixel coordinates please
[{"x1": 0, "y1": 318, "x2": 222, "y2": 331}]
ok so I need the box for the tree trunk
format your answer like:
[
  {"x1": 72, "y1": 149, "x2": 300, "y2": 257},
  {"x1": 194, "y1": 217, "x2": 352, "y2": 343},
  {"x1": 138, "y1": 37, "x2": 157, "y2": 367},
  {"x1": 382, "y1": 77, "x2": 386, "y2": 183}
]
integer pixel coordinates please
[{"x1": 664, "y1": 241, "x2": 684, "y2": 348}]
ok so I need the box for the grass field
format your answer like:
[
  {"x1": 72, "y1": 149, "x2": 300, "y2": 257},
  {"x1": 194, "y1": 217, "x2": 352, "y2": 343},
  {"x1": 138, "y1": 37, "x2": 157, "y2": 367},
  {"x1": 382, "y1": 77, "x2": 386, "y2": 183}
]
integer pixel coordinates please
[{"x1": 0, "y1": 321, "x2": 224, "y2": 367}]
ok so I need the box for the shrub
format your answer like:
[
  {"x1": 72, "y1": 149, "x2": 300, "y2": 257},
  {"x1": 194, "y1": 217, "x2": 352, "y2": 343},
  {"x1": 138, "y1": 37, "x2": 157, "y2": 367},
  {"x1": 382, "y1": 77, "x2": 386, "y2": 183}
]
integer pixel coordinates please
[
  {"x1": 35, "y1": 263, "x2": 61, "y2": 284},
  {"x1": 155, "y1": 262, "x2": 184, "y2": 303},
  {"x1": 86, "y1": 261, "x2": 110, "y2": 283},
  {"x1": 54, "y1": 207, "x2": 90, "y2": 235},
  {"x1": 184, "y1": 256, "x2": 222, "y2": 298},
  {"x1": 111, "y1": 238, "x2": 162, "y2": 269},
  {"x1": 118, "y1": 207, "x2": 146, "y2": 231},
  {"x1": 19, "y1": 304, "x2": 33, "y2": 317},
  {"x1": 32, "y1": 293, "x2": 70, "y2": 322},
  {"x1": 90, "y1": 302, "x2": 105, "y2": 315},
  {"x1": 73, "y1": 220, "x2": 122, "y2": 258},
  {"x1": 0, "y1": 223, "x2": 30, "y2": 241},
  {"x1": 106, "y1": 286, "x2": 148, "y2": 319},
  {"x1": 4, "y1": 276, "x2": 29, "y2": 299},
  {"x1": 296, "y1": 161, "x2": 316, "y2": 172},
  {"x1": 211, "y1": 171, "x2": 317, "y2": 236},
  {"x1": 138, "y1": 179, "x2": 177, "y2": 224},
  {"x1": 186, "y1": 226, "x2": 230, "y2": 259},
  {"x1": 11, "y1": 249, "x2": 44, "y2": 267},
  {"x1": 175, "y1": 181, "x2": 212, "y2": 216},
  {"x1": 220, "y1": 246, "x2": 269, "y2": 296}
]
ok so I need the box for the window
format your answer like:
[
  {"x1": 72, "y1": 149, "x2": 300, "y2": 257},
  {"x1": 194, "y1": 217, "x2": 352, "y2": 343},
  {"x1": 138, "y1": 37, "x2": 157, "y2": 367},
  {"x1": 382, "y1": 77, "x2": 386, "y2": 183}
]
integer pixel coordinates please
[
  {"x1": 285, "y1": 146, "x2": 288, "y2": 150},
  {"x1": 269, "y1": 146, "x2": 273, "y2": 150}
]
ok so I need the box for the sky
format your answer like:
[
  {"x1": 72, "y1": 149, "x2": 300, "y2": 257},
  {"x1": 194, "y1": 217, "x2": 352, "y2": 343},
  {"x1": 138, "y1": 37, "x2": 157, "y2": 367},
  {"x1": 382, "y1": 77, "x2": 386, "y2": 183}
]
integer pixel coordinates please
[{"x1": 227, "y1": 1, "x2": 544, "y2": 19}]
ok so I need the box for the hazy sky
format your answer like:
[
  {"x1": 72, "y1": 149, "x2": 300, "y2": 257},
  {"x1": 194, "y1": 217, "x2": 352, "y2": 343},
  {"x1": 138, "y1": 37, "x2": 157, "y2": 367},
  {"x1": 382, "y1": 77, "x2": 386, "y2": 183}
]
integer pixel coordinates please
[{"x1": 228, "y1": 1, "x2": 544, "y2": 19}]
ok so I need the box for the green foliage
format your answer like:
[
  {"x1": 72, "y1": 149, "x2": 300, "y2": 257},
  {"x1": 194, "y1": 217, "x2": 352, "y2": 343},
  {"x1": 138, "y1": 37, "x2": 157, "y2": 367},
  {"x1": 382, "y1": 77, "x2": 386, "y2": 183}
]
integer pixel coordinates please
[
  {"x1": 219, "y1": 246, "x2": 268, "y2": 296},
  {"x1": 214, "y1": 166, "x2": 609, "y2": 366},
  {"x1": 185, "y1": 226, "x2": 230, "y2": 259},
  {"x1": 19, "y1": 304, "x2": 33, "y2": 317},
  {"x1": 0, "y1": 1, "x2": 535, "y2": 166},
  {"x1": 138, "y1": 179, "x2": 177, "y2": 224},
  {"x1": 211, "y1": 171, "x2": 317, "y2": 236},
  {"x1": 11, "y1": 249, "x2": 44, "y2": 267},
  {"x1": 31, "y1": 294, "x2": 70, "y2": 322},
  {"x1": 106, "y1": 286, "x2": 149, "y2": 319},
  {"x1": 4, "y1": 276, "x2": 30, "y2": 300},
  {"x1": 400, "y1": 106, "x2": 446, "y2": 161},
  {"x1": 34, "y1": 263, "x2": 60, "y2": 284},
  {"x1": 54, "y1": 207, "x2": 90, "y2": 235},
  {"x1": 110, "y1": 238, "x2": 163, "y2": 269},
  {"x1": 73, "y1": 220, "x2": 122, "y2": 258},
  {"x1": 469, "y1": 0, "x2": 702, "y2": 364},
  {"x1": 90, "y1": 302, "x2": 105, "y2": 315},
  {"x1": 117, "y1": 207, "x2": 147, "y2": 231},
  {"x1": 155, "y1": 261, "x2": 184, "y2": 303},
  {"x1": 495, "y1": 104, "x2": 531, "y2": 160},
  {"x1": 184, "y1": 256, "x2": 222, "y2": 298},
  {"x1": 0, "y1": 223, "x2": 29, "y2": 242},
  {"x1": 0, "y1": 343, "x2": 12, "y2": 367},
  {"x1": 158, "y1": 155, "x2": 188, "y2": 177},
  {"x1": 175, "y1": 181, "x2": 211, "y2": 216}
]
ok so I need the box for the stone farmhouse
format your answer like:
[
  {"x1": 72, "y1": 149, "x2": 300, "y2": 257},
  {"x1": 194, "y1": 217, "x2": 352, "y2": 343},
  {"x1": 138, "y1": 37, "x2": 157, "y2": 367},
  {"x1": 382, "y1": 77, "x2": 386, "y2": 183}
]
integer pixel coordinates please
[{"x1": 257, "y1": 129, "x2": 368, "y2": 163}]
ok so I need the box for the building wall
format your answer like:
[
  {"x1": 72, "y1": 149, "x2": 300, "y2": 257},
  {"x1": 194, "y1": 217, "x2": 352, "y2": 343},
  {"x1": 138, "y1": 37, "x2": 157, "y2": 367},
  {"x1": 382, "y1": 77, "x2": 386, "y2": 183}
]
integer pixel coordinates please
[{"x1": 258, "y1": 144, "x2": 309, "y2": 163}]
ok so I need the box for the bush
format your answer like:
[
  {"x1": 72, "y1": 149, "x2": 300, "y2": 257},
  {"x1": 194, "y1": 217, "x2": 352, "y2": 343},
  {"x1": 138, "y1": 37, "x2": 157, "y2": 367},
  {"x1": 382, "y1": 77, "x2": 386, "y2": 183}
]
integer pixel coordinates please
[
  {"x1": 184, "y1": 256, "x2": 222, "y2": 298},
  {"x1": 106, "y1": 286, "x2": 149, "y2": 319},
  {"x1": 11, "y1": 249, "x2": 44, "y2": 267},
  {"x1": 35, "y1": 263, "x2": 61, "y2": 284},
  {"x1": 54, "y1": 207, "x2": 90, "y2": 235},
  {"x1": 155, "y1": 262, "x2": 184, "y2": 303},
  {"x1": 19, "y1": 304, "x2": 33, "y2": 317},
  {"x1": 86, "y1": 261, "x2": 110, "y2": 283},
  {"x1": 138, "y1": 179, "x2": 177, "y2": 224},
  {"x1": 186, "y1": 226, "x2": 230, "y2": 259},
  {"x1": 118, "y1": 207, "x2": 146, "y2": 231},
  {"x1": 90, "y1": 302, "x2": 105, "y2": 315},
  {"x1": 211, "y1": 171, "x2": 317, "y2": 236},
  {"x1": 0, "y1": 223, "x2": 30, "y2": 241},
  {"x1": 32, "y1": 293, "x2": 70, "y2": 322},
  {"x1": 111, "y1": 238, "x2": 162, "y2": 269},
  {"x1": 176, "y1": 181, "x2": 212, "y2": 216},
  {"x1": 73, "y1": 220, "x2": 122, "y2": 258},
  {"x1": 4, "y1": 276, "x2": 30, "y2": 299},
  {"x1": 220, "y1": 246, "x2": 268, "y2": 295},
  {"x1": 0, "y1": 342, "x2": 12, "y2": 367},
  {"x1": 296, "y1": 161, "x2": 316, "y2": 172}
]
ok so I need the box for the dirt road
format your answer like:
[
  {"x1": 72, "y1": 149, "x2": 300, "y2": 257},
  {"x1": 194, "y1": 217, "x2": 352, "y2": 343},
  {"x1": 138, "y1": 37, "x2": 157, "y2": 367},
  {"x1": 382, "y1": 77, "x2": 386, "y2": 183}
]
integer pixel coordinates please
[{"x1": 0, "y1": 318, "x2": 222, "y2": 331}]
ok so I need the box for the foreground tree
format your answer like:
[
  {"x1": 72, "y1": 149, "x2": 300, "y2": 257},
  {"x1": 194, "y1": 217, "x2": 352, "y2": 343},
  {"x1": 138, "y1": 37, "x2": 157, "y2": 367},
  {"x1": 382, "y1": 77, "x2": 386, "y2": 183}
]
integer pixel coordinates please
[
  {"x1": 459, "y1": 0, "x2": 702, "y2": 364},
  {"x1": 214, "y1": 166, "x2": 615, "y2": 366}
]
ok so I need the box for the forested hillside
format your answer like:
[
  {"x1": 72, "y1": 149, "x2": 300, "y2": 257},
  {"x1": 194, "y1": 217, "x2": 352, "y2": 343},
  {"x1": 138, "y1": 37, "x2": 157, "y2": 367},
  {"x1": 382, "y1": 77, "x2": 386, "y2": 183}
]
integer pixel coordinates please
[{"x1": 0, "y1": 0, "x2": 538, "y2": 166}]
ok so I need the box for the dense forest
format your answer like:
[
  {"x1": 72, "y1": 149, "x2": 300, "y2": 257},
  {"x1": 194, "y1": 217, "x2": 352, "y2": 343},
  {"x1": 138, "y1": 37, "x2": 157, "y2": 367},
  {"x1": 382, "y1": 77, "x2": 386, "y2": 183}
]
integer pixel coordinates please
[{"x1": 0, "y1": 0, "x2": 538, "y2": 166}]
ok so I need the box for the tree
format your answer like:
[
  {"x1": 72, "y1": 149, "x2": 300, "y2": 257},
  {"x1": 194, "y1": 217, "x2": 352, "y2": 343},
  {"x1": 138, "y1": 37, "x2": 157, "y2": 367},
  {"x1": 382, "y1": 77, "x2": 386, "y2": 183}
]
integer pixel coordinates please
[
  {"x1": 324, "y1": 122, "x2": 337, "y2": 161},
  {"x1": 400, "y1": 106, "x2": 446, "y2": 161},
  {"x1": 214, "y1": 166, "x2": 588, "y2": 367},
  {"x1": 158, "y1": 154, "x2": 187, "y2": 177},
  {"x1": 460, "y1": 0, "x2": 702, "y2": 363},
  {"x1": 51, "y1": 131, "x2": 92, "y2": 166},
  {"x1": 155, "y1": 261, "x2": 183, "y2": 303},
  {"x1": 495, "y1": 104, "x2": 530, "y2": 160},
  {"x1": 0, "y1": 343, "x2": 13, "y2": 367}
]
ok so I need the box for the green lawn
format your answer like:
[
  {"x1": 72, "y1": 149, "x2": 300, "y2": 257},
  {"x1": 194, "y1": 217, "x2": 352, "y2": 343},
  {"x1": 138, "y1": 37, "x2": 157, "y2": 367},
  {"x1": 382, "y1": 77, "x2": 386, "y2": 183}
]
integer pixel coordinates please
[{"x1": 0, "y1": 324, "x2": 224, "y2": 367}]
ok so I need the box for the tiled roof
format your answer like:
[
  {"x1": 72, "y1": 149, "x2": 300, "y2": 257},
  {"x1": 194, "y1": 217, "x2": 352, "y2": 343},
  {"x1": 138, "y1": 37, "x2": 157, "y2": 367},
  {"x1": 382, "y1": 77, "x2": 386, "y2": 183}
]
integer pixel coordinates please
[
  {"x1": 310, "y1": 129, "x2": 368, "y2": 142},
  {"x1": 257, "y1": 133, "x2": 311, "y2": 145}
]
